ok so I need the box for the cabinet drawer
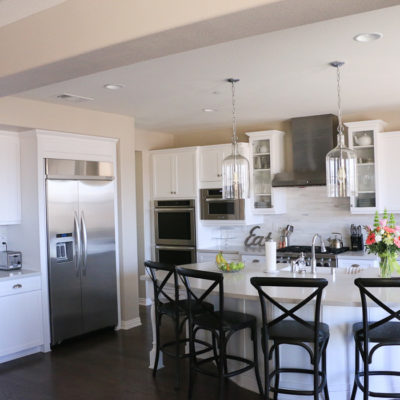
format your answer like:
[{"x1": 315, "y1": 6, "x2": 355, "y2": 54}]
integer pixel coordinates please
[
  {"x1": 0, "y1": 275, "x2": 41, "y2": 297},
  {"x1": 242, "y1": 255, "x2": 266, "y2": 265},
  {"x1": 337, "y1": 258, "x2": 378, "y2": 269}
]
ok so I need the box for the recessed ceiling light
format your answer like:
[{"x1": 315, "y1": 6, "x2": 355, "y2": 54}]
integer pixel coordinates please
[
  {"x1": 202, "y1": 108, "x2": 217, "y2": 113},
  {"x1": 103, "y1": 83, "x2": 125, "y2": 90},
  {"x1": 353, "y1": 32, "x2": 383, "y2": 43}
]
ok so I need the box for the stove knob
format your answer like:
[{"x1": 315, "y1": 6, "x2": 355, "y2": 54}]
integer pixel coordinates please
[
  {"x1": 317, "y1": 258, "x2": 323, "y2": 267},
  {"x1": 278, "y1": 256, "x2": 284, "y2": 263},
  {"x1": 306, "y1": 258, "x2": 311, "y2": 266},
  {"x1": 324, "y1": 258, "x2": 332, "y2": 268},
  {"x1": 285, "y1": 257, "x2": 291, "y2": 264}
]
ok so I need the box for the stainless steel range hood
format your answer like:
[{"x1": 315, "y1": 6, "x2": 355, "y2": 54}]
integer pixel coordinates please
[{"x1": 272, "y1": 114, "x2": 337, "y2": 187}]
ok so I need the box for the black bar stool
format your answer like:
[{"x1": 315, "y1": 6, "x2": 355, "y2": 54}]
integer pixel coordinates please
[
  {"x1": 176, "y1": 266, "x2": 263, "y2": 400},
  {"x1": 351, "y1": 277, "x2": 400, "y2": 400},
  {"x1": 144, "y1": 261, "x2": 213, "y2": 390},
  {"x1": 250, "y1": 277, "x2": 330, "y2": 400}
]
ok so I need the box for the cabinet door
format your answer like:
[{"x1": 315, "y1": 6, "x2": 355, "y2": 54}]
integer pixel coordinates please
[
  {"x1": 377, "y1": 132, "x2": 400, "y2": 212},
  {"x1": 0, "y1": 290, "x2": 43, "y2": 357},
  {"x1": 175, "y1": 151, "x2": 196, "y2": 197},
  {"x1": 0, "y1": 133, "x2": 21, "y2": 224},
  {"x1": 200, "y1": 148, "x2": 221, "y2": 182},
  {"x1": 152, "y1": 153, "x2": 174, "y2": 198}
]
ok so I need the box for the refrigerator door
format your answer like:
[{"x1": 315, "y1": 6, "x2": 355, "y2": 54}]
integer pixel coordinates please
[
  {"x1": 47, "y1": 180, "x2": 83, "y2": 344},
  {"x1": 78, "y1": 180, "x2": 118, "y2": 333}
]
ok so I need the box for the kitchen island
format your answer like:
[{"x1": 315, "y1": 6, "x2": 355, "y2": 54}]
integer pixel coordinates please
[{"x1": 147, "y1": 262, "x2": 400, "y2": 400}]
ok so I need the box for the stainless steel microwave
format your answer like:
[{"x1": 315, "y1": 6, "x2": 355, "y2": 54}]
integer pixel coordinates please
[{"x1": 200, "y1": 188, "x2": 245, "y2": 220}]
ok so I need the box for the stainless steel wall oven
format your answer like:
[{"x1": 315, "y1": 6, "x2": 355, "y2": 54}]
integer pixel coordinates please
[{"x1": 154, "y1": 200, "x2": 196, "y2": 265}]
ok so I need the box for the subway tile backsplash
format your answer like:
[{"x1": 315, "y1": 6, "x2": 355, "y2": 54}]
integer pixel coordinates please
[{"x1": 199, "y1": 186, "x2": 400, "y2": 248}]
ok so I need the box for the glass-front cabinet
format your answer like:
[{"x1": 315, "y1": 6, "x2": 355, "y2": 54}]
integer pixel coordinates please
[
  {"x1": 246, "y1": 130, "x2": 286, "y2": 214},
  {"x1": 345, "y1": 120, "x2": 387, "y2": 214}
]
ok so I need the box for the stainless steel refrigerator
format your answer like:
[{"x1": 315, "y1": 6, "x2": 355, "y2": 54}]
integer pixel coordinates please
[{"x1": 46, "y1": 159, "x2": 118, "y2": 345}]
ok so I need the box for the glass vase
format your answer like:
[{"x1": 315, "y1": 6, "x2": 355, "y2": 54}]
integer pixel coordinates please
[{"x1": 379, "y1": 254, "x2": 394, "y2": 278}]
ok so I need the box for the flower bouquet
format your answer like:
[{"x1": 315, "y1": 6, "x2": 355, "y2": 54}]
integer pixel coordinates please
[{"x1": 364, "y1": 210, "x2": 400, "y2": 278}]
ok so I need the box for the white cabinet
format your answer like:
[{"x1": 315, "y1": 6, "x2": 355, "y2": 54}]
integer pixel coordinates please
[
  {"x1": 0, "y1": 275, "x2": 43, "y2": 361},
  {"x1": 241, "y1": 254, "x2": 266, "y2": 265},
  {"x1": 337, "y1": 257, "x2": 378, "y2": 269},
  {"x1": 245, "y1": 130, "x2": 286, "y2": 214},
  {"x1": 0, "y1": 132, "x2": 21, "y2": 224},
  {"x1": 199, "y1": 143, "x2": 248, "y2": 188},
  {"x1": 152, "y1": 148, "x2": 197, "y2": 199},
  {"x1": 345, "y1": 120, "x2": 386, "y2": 214},
  {"x1": 376, "y1": 131, "x2": 400, "y2": 212},
  {"x1": 196, "y1": 250, "x2": 241, "y2": 263}
]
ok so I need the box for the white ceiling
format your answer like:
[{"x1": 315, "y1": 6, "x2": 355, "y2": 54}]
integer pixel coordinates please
[
  {"x1": 0, "y1": 0, "x2": 66, "y2": 28},
  {"x1": 17, "y1": 5, "x2": 400, "y2": 134}
]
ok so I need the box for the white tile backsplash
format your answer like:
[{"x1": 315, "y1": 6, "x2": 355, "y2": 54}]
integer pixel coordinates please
[{"x1": 198, "y1": 186, "x2": 400, "y2": 248}]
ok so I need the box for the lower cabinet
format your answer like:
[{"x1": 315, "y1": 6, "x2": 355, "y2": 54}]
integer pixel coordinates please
[
  {"x1": 241, "y1": 255, "x2": 266, "y2": 265},
  {"x1": 0, "y1": 275, "x2": 43, "y2": 360}
]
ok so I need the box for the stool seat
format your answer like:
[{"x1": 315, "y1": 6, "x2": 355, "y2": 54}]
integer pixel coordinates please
[
  {"x1": 159, "y1": 299, "x2": 214, "y2": 319},
  {"x1": 353, "y1": 321, "x2": 400, "y2": 342},
  {"x1": 269, "y1": 321, "x2": 330, "y2": 342},
  {"x1": 194, "y1": 310, "x2": 256, "y2": 332}
]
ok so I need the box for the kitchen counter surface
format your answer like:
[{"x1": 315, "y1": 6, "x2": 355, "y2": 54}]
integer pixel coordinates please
[
  {"x1": 0, "y1": 269, "x2": 40, "y2": 281},
  {"x1": 178, "y1": 261, "x2": 393, "y2": 307}
]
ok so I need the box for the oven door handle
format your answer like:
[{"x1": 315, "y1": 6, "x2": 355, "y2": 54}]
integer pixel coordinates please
[
  {"x1": 205, "y1": 198, "x2": 233, "y2": 202},
  {"x1": 155, "y1": 208, "x2": 195, "y2": 212},
  {"x1": 155, "y1": 245, "x2": 196, "y2": 250}
]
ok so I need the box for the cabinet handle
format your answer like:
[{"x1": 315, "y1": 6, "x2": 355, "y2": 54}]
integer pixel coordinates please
[{"x1": 13, "y1": 284, "x2": 22, "y2": 289}]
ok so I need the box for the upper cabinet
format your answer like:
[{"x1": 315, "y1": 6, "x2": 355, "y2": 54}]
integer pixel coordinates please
[
  {"x1": 199, "y1": 143, "x2": 248, "y2": 188},
  {"x1": 0, "y1": 132, "x2": 21, "y2": 225},
  {"x1": 376, "y1": 130, "x2": 400, "y2": 213},
  {"x1": 151, "y1": 148, "x2": 197, "y2": 199},
  {"x1": 345, "y1": 120, "x2": 386, "y2": 214},
  {"x1": 246, "y1": 130, "x2": 286, "y2": 214}
]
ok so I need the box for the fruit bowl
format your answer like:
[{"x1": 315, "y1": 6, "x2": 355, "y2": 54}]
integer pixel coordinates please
[
  {"x1": 215, "y1": 251, "x2": 245, "y2": 273},
  {"x1": 217, "y1": 262, "x2": 245, "y2": 273}
]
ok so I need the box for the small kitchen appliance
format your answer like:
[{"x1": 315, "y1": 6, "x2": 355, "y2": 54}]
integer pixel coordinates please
[
  {"x1": 200, "y1": 188, "x2": 244, "y2": 220},
  {"x1": 0, "y1": 250, "x2": 22, "y2": 270},
  {"x1": 350, "y1": 224, "x2": 364, "y2": 251}
]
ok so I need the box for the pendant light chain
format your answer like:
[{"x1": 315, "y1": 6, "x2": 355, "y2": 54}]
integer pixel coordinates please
[
  {"x1": 336, "y1": 65, "x2": 344, "y2": 135},
  {"x1": 231, "y1": 80, "x2": 237, "y2": 146}
]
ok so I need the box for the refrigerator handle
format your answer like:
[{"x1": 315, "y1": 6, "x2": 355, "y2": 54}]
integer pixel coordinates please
[
  {"x1": 73, "y1": 211, "x2": 81, "y2": 277},
  {"x1": 81, "y1": 211, "x2": 88, "y2": 276}
]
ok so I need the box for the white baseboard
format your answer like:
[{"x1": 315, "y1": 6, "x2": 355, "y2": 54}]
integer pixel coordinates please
[
  {"x1": 139, "y1": 297, "x2": 152, "y2": 306},
  {"x1": 120, "y1": 317, "x2": 142, "y2": 330}
]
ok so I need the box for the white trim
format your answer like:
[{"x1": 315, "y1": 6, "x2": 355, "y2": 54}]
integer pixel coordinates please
[
  {"x1": 0, "y1": 345, "x2": 45, "y2": 364},
  {"x1": 139, "y1": 297, "x2": 152, "y2": 306},
  {"x1": 119, "y1": 317, "x2": 142, "y2": 330}
]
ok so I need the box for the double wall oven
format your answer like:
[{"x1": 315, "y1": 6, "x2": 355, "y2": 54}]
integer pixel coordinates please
[{"x1": 154, "y1": 200, "x2": 196, "y2": 265}]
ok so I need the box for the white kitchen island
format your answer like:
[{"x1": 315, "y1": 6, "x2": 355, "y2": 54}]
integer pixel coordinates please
[{"x1": 148, "y1": 262, "x2": 400, "y2": 400}]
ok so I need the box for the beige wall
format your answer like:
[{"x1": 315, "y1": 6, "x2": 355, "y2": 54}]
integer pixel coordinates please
[{"x1": 0, "y1": 96, "x2": 138, "y2": 324}]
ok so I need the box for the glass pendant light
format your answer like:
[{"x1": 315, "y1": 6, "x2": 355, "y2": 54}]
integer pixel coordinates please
[
  {"x1": 222, "y1": 78, "x2": 250, "y2": 199},
  {"x1": 326, "y1": 62, "x2": 357, "y2": 197}
]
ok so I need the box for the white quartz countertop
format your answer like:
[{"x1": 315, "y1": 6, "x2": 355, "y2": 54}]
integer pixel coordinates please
[
  {"x1": 177, "y1": 261, "x2": 395, "y2": 307},
  {"x1": 0, "y1": 269, "x2": 40, "y2": 281}
]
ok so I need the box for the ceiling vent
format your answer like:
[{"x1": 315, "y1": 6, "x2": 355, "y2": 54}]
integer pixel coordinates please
[{"x1": 56, "y1": 93, "x2": 94, "y2": 103}]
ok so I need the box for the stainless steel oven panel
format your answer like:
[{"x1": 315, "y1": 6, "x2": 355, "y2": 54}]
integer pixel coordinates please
[
  {"x1": 155, "y1": 245, "x2": 196, "y2": 265},
  {"x1": 154, "y1": 205, "x2": 196, "y2": 246},
  {"x1": 200, "y1": 189, "x2": 244, "y2": 220}
]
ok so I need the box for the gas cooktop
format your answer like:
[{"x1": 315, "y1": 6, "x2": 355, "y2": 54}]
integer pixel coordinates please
[{"x1": 277, "y1": 246, "x2": 349, "y2": 255}]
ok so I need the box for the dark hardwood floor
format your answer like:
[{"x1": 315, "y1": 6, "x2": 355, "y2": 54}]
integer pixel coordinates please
[{"x1": 0, "y1": 307, "x2": 261, "y2": 400}]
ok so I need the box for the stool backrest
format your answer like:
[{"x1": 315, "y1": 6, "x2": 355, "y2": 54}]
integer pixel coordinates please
[
  {"x1": 144, "y1": 261, "x2": 178, "y2": 310},
  {"x1": 176, "y1": 267, "x2": 223, "y2": 327},
  {"x1": 250, "y1": 277, "x2": 328, "y2": 342},
  {"x1": 354, "y1": 278, "x2": 400, "y2": 337}
]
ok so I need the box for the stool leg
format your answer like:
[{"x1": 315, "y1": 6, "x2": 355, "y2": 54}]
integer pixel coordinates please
[
  {"x1": 174, "y1": 315, "x2": 180, "y2": 390},
  {"x1": 322, "y1": 341, "x2": 329, "y2": 400},
  {"x1": 363, "y1": 341, "x2": 369, "y2": 400},
  {"x1": 274, "y1": 343, "x2": 280, "y2": 400},
  {"x1": 314, "y1": 346, "x2": 319, "y2": 400},
  {"x1": 188, "y1": 324, "x2": 196, "y2": 400},
  {"x1": 263, "y1": 333, "x2": 270, "y2": 400},
  {"x1": 219, "y1": 330, "x2": 226, "y2": 400},
  {"x1": 350, "y1": 342, "x2": 358, "y2": 400},
  {"x1": 153, "y1": 314, "x2": 161, "y2": 377},
  {"x1": 251, "y1": 324, "x2": 263, "y2": 395}
]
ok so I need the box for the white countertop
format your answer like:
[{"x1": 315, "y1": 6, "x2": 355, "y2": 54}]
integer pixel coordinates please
[
  {"x1": 0, "y1": 269, "x2": 40, "y2": 281},
  {"x1": 177, "y1": 261, "x2": 394, "y2": 307}
]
